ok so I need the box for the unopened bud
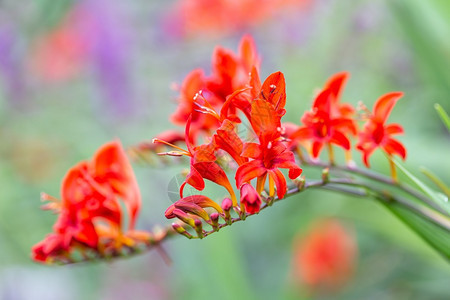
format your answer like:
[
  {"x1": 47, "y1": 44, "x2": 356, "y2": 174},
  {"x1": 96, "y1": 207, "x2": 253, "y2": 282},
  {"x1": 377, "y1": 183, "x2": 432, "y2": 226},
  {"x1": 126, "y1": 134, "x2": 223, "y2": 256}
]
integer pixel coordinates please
[
  {"x1": 221, "y1": 198, "x2": 232, "y2": 211},
  {"x1": 221, "y1": 198, "x2": 233, "y2": 225},
  {"x1": 173, "y1": 209, "x2": 196, "y2": 228},
  {"x1": 194, "y1": 219, "x2": 204, "y2": 239},
  {"x1": 322, "y1": 168, "x2": 330, "y2": 183},
  {"x1": 294, "y1": 177, "x2": 306, "y2": 190},
  {"x1": 210, "y1": 213, "x2": 220, "y2": 231},
  {"x1": 172, "y1": 223, "x2": 193, "y2": 239}
]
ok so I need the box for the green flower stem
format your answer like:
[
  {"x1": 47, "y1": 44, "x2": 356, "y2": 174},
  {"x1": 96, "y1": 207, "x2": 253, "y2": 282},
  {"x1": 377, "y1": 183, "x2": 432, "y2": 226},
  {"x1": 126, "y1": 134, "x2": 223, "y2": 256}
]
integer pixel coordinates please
[{"x1": 302, "y1": 159, "x2": 448, "y2": 215}]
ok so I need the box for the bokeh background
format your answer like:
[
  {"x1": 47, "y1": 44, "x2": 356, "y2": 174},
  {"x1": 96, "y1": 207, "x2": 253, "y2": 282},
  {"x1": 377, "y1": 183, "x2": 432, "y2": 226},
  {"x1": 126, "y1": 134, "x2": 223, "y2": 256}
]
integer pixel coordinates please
[{"x1": 0, "y1": 0, "x2": 449, "y2": 299}]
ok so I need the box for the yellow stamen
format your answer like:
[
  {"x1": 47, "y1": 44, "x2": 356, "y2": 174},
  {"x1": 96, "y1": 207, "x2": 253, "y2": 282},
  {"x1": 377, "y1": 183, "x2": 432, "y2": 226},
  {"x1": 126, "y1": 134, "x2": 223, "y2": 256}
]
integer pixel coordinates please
[{"x1": 152, "y1": 138, "x2": 190, "y2": 156}]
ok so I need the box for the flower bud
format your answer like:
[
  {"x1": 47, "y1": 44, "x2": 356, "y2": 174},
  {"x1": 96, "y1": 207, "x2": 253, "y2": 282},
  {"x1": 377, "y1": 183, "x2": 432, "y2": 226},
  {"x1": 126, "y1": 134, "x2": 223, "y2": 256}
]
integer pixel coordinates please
[
  {"x1": 322, "y1": 168, "x2": 329, "y2": 183},
  {"x1": 194, "y1": 219, "x2": 204, "y2": 239},
  {"x1": 172, "y1": 223, "x2": 193, "y2": 239},
  {"x1": 210, "y1": 213, "x2": 220, "y2": 231},
  {"x1": 240, "y1": 183, "x2": 262, "y2": 215},
  {"x1": 221, "y1": 198, "x2": 233, "y2": 225},
  {"x1": 221, "y1": 197, "x2": 233, "y2": 211},
  {"x1": 172, "y1": 209, "x2": 196, "y2": 228}
]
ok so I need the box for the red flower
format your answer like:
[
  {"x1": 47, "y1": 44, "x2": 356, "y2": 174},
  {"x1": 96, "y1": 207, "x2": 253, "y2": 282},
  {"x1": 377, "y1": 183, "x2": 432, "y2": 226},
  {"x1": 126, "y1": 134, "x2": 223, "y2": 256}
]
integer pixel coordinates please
[
  {"x1": 236, "y1": 140, "x2": 302, "y2": 199},
  {"x1": 240, "y1": 183, "x2": 262, "y2": 214},
  {"x1": 154, "y1": 117, "x2": 238, "y2": 205},
  {"x1": 170, "y1": 69, "x2": 220, "y2": 141},
  {"x1": 291, "y1": 87, "x2": 356, "y2": 159},
  {"x1": 169, "y1": 35, "x2": 260, "y2": 140},
  {"x1": 31, "y1": 140, "x2": 143, "y2": 263},
  {"x1": 356, "y1": 92, "x2": 406, "y2": 167},
  {"x1": 292, "y1": 219, "x2": 357, "y2": 293},
  {"x1": 235, "y1": 109, "x2": 301, "y2": 199}
]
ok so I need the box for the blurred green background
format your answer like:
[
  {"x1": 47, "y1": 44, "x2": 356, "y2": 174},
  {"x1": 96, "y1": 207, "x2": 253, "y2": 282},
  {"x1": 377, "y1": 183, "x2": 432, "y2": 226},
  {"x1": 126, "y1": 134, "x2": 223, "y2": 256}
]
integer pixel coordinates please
[{"x1": 0, "y1": 0, "x2": 449, "y2": 299}]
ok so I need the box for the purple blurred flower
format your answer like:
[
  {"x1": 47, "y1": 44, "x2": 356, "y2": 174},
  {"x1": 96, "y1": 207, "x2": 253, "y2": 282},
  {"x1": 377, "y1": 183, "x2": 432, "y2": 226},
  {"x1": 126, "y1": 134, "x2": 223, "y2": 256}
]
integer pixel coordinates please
[{"x1": 0, "y1": 25, "x2": 26, "y2": 105}]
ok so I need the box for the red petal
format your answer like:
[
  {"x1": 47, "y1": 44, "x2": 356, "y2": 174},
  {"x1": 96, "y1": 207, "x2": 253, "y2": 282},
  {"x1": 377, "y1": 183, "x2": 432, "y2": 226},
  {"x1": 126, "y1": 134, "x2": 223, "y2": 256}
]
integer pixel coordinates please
[
  {"x1": 195, "y1": 161, "x2": 234, "y2": 193},
  {"x1": 290, "y1": 127, "x2": 314, "y2": 141},
  {"x1": 312, "y1": 88, "x2": 331, "y2": 113},
  {"x1": 311, "y1": 141, "x2": 324, "y2": 158},
  {"x1": 383, "y1": 138, "x2": 407, "y2": 160},
  {"x1": 214, "y1": 119, "x2": 246, "y2": 165},
  {"x1": 356, "y1": 143, "x2": 377, "y2": 168},
  {"x1": 330, "y1": 130, "x2": 351, "y2": 150},
  {"x1": 241, "y1": 142, "x2": 262, "y2": 159},
  {"x1": 385, "y1": 123, "x2": 404, "y2": 135},
  {"x1": 250, "y1": 99, "x2": 280, "y2": 144},
  {"x1": 249, "y1": 66, "x2": 262, "y2": 99},
  {"x1": 331, "y1": 118, "x2": 357, "y2": 136},
  {"x1": 260, "y1": 71, "x2": 286, "y2": 111},
  {"x1": 92, "y1": 140, "x2": 141, "y2": 229},
  {"x1": 324, "y1": 72, "x2": 349, "y2": 103},
  {"x1": 235, "y1": 160, "x2": 267, "y2": 187},
  {"x1": 61, "y1": 161, "x2": 90, "y2": 207},
  {"x1": 239, "y1": 34, "x2": 259, "y2": 72},
  {"x1": 373, "y1": 92, "x2": 403, "y2": 123},
  {"x1": 182, "y1": 164, "x2": 205, "y2": 196}
]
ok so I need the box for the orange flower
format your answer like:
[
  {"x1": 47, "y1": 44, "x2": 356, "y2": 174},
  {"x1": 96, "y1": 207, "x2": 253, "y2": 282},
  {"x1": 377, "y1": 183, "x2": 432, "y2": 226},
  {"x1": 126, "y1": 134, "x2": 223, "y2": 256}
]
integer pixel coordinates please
[
  {"x1": 292, "y1": 219, "x2": 357, "y2": 293},
  {"x1": 235, "y1": 73, "x2": 302, "y2": 199},
  {"x1": 356, "y1": 92, "x2": 406, "y2": 179},
  {"x1": 170, "y1": 35, "x2": 259, "y2": 140},
  {"x1": 291, "y1": 87, "x2": 356, "y2": 160},
  {"x1": 32, "y1": 140, "x2": 143, "y2": 263}
]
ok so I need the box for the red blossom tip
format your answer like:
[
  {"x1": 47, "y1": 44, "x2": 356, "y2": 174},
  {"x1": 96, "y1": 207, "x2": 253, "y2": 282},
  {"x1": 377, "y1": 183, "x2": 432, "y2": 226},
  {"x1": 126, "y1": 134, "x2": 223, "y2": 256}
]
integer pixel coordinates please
[{"x1": 240, "y1": 183, "x2": 262, "y2": 215}]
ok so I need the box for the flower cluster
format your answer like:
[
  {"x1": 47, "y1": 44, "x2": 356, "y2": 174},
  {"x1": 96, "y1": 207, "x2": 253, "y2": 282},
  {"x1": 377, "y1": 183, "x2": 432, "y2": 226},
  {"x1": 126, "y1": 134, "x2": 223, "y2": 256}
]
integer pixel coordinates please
[
  {"x1": 32, "y1": 141, "x2": 148, "y2": 263},
  {"x1": 31, "y1": 35, "x2": 408, "y2": 262},
  {"x1": 153, "y1": 35, "x2": 406, "y2": 237}
]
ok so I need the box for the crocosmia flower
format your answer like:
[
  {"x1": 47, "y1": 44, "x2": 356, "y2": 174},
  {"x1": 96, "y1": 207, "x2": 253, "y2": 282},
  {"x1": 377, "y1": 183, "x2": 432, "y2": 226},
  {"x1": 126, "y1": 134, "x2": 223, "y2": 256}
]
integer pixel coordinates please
[
  {"x1": 170, "y1": 35, "x2": 260, "y2": 140},
  {"x1": 356, "y1": 92, "x2": 406, "y2": 177},
  {"x1": 235, "y1": 73, "x2": 302, "y2": 199},
  {"x1": 32, "y1": 140, "x2": 146, "y2": 263},
  {"x1": 290, "y1": 86, "x2": 356, "y2": 161}
]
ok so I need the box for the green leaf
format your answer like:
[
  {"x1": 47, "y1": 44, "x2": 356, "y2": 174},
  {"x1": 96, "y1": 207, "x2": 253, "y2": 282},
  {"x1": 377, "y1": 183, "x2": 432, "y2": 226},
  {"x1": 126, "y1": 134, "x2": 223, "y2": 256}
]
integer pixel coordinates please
[
  {"x1": 383, "y1": 202, "x2": 450, "y2": 261},
  {"x1": 393, "y1": 159, "x2": 450, "y2": 216},
  {"x1": 434, "y1": 103, "x2": 450, "y2": 131},
  {"x1": 420, "y1": 166, "x2": 450, "y2": 197}
]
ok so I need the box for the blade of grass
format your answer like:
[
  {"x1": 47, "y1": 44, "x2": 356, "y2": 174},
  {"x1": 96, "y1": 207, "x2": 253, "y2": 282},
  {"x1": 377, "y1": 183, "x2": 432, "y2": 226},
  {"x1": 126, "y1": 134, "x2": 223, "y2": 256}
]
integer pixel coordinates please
[
  {"x1": 393, "y1": 159, "x2": 450, "y2": 216},
  {"x1": 434, "y1": 103, "x2": 450, "y2": 131}
]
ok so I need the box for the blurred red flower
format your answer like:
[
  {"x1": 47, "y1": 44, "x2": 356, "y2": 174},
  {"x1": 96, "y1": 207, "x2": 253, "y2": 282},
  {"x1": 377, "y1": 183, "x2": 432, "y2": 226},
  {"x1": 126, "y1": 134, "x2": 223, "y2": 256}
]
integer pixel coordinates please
[
  {"x1": 167, "y1": 0, "x2": 311, "y2": 37},
  {"x1": 32, "y1": 140, "x2": 144, "y2": 263},
  {"x1": 292, "y1": 219, "x2": 357, "y2": 293}
]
